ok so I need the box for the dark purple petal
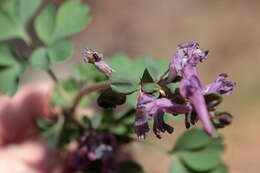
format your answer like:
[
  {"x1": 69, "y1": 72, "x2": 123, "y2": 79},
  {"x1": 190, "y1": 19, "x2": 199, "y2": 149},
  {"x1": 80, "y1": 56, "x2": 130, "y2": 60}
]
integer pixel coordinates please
[
  {"x1": 135, "y1": 92, "x2": 189, "y2": 139},
  {"x1": 204, "y1": 73, "x2": 236, "y2": 95},
  {"x1": 135, "y1": 92, "x2": 154, "y2": 139},
  {"x1": 134, "y1": 109, "x2": 150, "y2": 140},
  {"x1": 153, "y1": 110, "x2": 174, "y2": 139}
]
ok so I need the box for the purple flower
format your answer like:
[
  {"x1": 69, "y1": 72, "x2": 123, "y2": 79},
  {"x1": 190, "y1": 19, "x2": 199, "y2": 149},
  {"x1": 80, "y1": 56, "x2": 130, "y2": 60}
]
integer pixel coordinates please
[
  {"x1": 83, "y1": 48, "x2": 115, "y2": 76},
  {"x1": 134, "y1": 92, "x2": 190, "y2": 139},
  {"x1": 180, "y1": 66, "x2": 215, "y2": 136},
  {"x1": 204, "y1": 73, "x2": 236, "y2": 95},
  {"x1": 168, "y1": 41, "x2": 209, "y2": 82},
  {"x1": 169, "y1": 41, "x2": 215, "y2": 136},
  {"x1": 69, "y1": 131, "x2": 116, "y2": 171}
]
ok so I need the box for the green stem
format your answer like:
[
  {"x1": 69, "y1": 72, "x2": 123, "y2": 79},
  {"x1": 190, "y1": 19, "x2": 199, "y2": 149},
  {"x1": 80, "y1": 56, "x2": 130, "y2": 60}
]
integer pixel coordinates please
[
  {"x1": 47, "y1": 69, "x2": 58, "y2": 83},
  {"x1": 70, "y1": 82, "x2": 110, "y2": 114}
]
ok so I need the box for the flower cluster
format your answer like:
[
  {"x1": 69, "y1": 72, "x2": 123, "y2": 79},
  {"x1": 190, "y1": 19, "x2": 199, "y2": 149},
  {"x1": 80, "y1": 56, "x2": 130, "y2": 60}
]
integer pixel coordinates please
[
  {"x1": 82, "y1": 42, "x2": 236, "y2": 140},
  {"x1": 135, "y1": 41, "x2": 235, "y2": 139},
  {"x1": 69, "y1": 131, "x2": 117, "y2": 172}
]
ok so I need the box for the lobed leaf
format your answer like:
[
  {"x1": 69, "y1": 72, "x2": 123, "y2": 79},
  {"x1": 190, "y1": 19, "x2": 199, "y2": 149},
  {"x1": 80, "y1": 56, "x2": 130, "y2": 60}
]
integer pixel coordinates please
[
  {"x1": 179, "y1": 150, "x2": 221, "y2": 172},
  {"x1": 34, "y1": 3, "x2": 56, "y2": 45},
  {"x1": 0, "y1": 0, "x2": 41, "y2": 42},
  {"x1": 29, "y1": 47, "x2": 49, "y2": 70},
  {"x1": 109, "y1": 72, "x2": 140, "y2": 94},
  {"x1": 169, "y1": 156, "x2": 189, "y2": 173},
  {"x1": 0, "y1": 44, "x2": 23, "y2": 95},
  {"x1": 144, "y1": 56, "x2": 162, "y2": 81},
  {"x1": 142, "y1": 83, "x2": 160, "y2": 93},
  {"x1": 173, "y1": 128, "x2": 212, "y2": 152},
  {"x1": 210, "y1": 163, "x2": 228, "y2": 173},
  {"x1": 47, "y1": 39, "x2": 73, "y2": 62},
  {"x1": 34, "y1": 0, "x2": 90, "y2": 45}
]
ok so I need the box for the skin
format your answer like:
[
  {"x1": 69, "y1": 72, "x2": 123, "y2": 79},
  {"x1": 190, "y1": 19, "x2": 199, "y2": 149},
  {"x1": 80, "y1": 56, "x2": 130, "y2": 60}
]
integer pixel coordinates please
[{"x1": 0, "y1": 83, "x2": 67, "y2": 173}]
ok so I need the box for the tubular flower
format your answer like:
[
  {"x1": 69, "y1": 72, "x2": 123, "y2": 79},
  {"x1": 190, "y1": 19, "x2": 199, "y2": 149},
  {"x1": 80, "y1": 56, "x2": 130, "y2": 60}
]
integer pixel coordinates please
[
  {"x1": 83, "y1": 48, "x2": 115, "y2": 76},
  {"x1": 170, "y1": 41, "x2": 215, "y2": 136},
  {"x1": 134, "y1": 92, "x2": 190, "y2": 139},
  {"x1": 203, "y1": 73, "x2": 236, "y2": 95},
  {"x1": 168, "y1": 41, "x2": 208, "y2": 82},
  {"x1": 180, "y1": 66, "x2": 215, "y2": 136}
]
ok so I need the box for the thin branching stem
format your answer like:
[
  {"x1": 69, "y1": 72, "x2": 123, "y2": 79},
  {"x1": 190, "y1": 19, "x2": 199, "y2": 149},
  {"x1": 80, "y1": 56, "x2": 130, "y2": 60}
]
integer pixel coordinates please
[
  {"x1": 70, "y1": 82, "x2": 110, "y2": 114},
  {"x1": 47, "y1": 69, "x2": 58, "y2": 83}
]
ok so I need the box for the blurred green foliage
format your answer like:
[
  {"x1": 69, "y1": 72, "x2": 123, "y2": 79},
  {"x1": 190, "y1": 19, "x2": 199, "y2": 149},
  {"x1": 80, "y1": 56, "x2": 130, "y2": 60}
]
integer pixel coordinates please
[
  {"x1": 169, "y1": 129, "x2": 227, "y2": 173},
  {"x1": 0, "y1": 0, "x2": 91, "y2": 95}
]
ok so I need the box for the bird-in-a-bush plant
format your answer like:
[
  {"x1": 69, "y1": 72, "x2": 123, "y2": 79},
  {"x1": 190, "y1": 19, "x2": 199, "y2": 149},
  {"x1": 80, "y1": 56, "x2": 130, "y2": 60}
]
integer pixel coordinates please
[{"x1": 0, "y1": 0, "x2": 235, "y2": 173}]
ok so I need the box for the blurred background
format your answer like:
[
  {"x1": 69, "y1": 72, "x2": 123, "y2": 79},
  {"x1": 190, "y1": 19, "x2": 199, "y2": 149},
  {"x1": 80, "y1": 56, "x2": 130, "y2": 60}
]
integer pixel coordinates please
[{"x1": 22, "y1": 0, "x2": 260, "y2": 172}]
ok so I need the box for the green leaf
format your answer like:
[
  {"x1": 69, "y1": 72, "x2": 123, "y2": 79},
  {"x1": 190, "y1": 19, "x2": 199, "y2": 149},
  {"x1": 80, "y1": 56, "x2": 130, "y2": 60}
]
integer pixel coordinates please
[
  {"x1": 29, "y1": 47, "x2": 49, "y2": 70},
  {"x1": 109, "y1": 72, "x2": 140, "y2": 94},
  {"x1": 47, "y1": 39, "x2": 73, "y2": 62},
  {"x1": 173, "y1": 128, "x2": 211, "y2": 152},
  {"x1": 167, "y1": 83, "x2": 180, "y2": 94},
  {"x1": 142, "y1": 83, "x2": 160, "y2": 93},
  {"x1": 179, "y1": 150, "x2": 220, "y2": 172},
  {"x1": 0, "y1": 44, "x2": 23, "y2": 95},
  {"x1": 144, "y1": 56, "x2": 162, "y2": 81},
  {"x1": 41, "y1": 115, "x2": 65, "y2": 147},
  {"x1": 126, "y1": 91, "x2": 138, "y2": 107},
  {"x1": 0, "y1": 65, "x2": 22, "y2": 95},
  {"x1": 131, "y1": 57, "x2": 147, "y2": 78},
  {"x1": 37, "y1": 118, "x2": 53, "y2": 130},
  {"x1": 118, "y1": 161, "x2": 144, "y2": 173},
  {"x1": 205, "y1": 136, "x2": 225, "y2": 153},
  {"x1": 0, "y1": 0, "x2": 41, "y2": 42},
  {"x1": 81, "y1": 115, "x2": 92, "y2": 128},
  {"x1": 51, "y1": 79, "x2": 80, "y2": 108},
  {"x1": 169, "y1": 156, "x2": 189, "y2": 173},
  {"x1": 107, "y1": 53, "x2": 132, "y2": 73},
  {"x1": 91, "y1": 115, "x2": 102, "y2": 129},
  {"x1": 34, "y1": 3, "x2": 56, "y2": 45},
  {"x1": 52, "y1": 0, "x2": 91, "y2": 41},
  {"x1": 210, "y1": 163, "x2": 228, "y2": 173},
  {"x1": 34, "y1": 0, "x2": 90, "y2": 44},
  {"x1": 73, "y1": 64, "x2": 106, "y2": 82}
]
